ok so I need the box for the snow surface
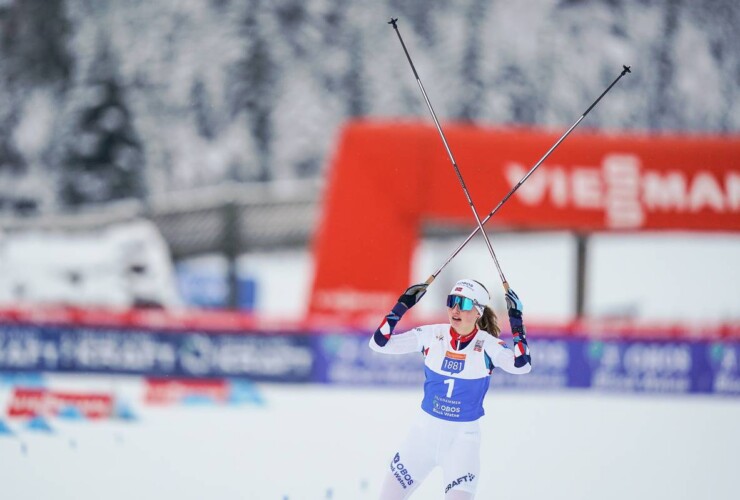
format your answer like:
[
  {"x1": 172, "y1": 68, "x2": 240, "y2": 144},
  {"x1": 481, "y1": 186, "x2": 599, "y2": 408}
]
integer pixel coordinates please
[{"x1": 0, "y1": 375, "x2": 738, "y2": 500}]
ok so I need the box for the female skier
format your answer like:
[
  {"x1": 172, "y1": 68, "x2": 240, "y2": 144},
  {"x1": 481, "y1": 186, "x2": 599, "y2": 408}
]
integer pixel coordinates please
[{"x1": 369, "y1": 278, "x2": 532, "y2": 499}]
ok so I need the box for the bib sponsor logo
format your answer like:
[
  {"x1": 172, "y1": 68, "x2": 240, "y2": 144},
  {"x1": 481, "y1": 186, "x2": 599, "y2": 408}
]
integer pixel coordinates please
[
  {"x1": 442, "y1": 351, "x2": 466, "y2": 374},
  {"x1": 433, "y1": 399, "x2": 461, "y2": 415}
]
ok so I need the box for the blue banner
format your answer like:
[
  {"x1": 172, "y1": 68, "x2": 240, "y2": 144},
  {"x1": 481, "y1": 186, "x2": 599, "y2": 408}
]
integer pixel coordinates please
[
  {"x1": 0, "y1": 324, "x2": 314, "y2": 382},
  {"x1": 315, "y1": 332, "x2": 740, "y2": 396},
  {"x1": 1, "y1": 322, "x2": 738, "y2": 395},
  {"x1": 313, "y1": 333, "x2": 424, "y2": 385},
  {"x1": 313, "y1": 335, "x2": 579, "y2": 391}
]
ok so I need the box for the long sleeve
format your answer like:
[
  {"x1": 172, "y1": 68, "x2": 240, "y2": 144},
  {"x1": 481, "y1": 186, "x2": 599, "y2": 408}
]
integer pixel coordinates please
[
  {"x1": 486, "y1": 315, "x2": 532, "y2": 374},
  {"x1": 489, "y1": 340, "x2": 532, "y2": 374},
  {"x1": 368, "y1": 328, "x2": 422, "y2": 354}
]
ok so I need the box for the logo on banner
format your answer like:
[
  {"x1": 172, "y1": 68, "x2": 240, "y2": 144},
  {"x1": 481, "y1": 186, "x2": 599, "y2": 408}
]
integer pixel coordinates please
[
  {"x1": 7, "y1": 388, "x2": 114, "y2": 419},
  {"x1": 587, "y1": 341, "x2": 692, "y2": 393},
  {"x1": 144, "y1": 378, "x2": 230, "y2": 405},
  {"x1": 505, "y1": 154, "x2": 740, "y2": 229},
  {"x1": 709, "y1": 343, "x2": 740, "y2": 394}
]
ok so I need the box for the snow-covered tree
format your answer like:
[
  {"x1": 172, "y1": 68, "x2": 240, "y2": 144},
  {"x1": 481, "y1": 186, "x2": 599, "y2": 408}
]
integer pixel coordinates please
[{"x1": 59, "y1": 39, "x2": 145, "y2": 206}]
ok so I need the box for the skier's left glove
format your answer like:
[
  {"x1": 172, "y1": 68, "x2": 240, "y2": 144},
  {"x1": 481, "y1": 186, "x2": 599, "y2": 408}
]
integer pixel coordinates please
[{"x1": 505, "y1": 288, "x2": 531, "y2": 368}]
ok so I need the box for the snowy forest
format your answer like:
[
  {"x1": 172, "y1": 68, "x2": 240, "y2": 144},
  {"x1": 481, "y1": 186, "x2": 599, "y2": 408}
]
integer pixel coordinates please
[{"x1": 0, "y1": 0, "x2": 737, "y2": 214}]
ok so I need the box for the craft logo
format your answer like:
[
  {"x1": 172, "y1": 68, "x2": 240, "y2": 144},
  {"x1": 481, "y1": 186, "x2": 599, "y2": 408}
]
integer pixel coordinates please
[{"x1": 446, "y1": 473, "x2": 476, "y2": 493}]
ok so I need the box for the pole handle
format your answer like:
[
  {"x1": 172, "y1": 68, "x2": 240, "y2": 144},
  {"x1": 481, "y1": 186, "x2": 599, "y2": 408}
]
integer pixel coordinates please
[{"x1": 424, "y1": 274, "x2": 435, "y2": 286}]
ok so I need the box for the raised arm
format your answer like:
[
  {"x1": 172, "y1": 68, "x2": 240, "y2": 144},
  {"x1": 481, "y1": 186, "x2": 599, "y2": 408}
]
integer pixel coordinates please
[
  {"x1": 369, "y1": 282, "x2": 428, "y2": 354},
  {"x1": 491, "y1": 288, "x2": 532, "y2": 374}
]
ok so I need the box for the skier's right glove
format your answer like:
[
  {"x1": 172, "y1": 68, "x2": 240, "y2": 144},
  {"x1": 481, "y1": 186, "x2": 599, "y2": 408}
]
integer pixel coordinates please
[
  {"x1": 398, "y1": 282, "x2": 429, "y2": 309},
  {"x1": 373, "y1": 283, "x2": 429, "y2": 347}
]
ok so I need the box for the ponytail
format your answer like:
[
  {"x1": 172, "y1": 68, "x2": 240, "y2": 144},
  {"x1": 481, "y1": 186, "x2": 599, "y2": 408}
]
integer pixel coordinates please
[{"x1": 477, "y1": 305, "x2": 500, "y2": 338}]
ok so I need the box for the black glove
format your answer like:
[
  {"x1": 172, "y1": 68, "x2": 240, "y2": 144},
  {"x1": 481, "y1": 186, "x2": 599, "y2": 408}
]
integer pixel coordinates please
[
  {"x1": 505, "y1": 288, "x2": 524, "y2": 319},
  {"x1": 397, "y1": 282, "x2": 429, "y2": 310},
  {"x1": 505, "y1": 288, "x2": 530, "y2": 368}
]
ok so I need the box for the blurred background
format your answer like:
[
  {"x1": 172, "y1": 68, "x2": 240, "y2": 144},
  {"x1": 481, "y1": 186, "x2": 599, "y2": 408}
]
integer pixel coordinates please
[{"x1": 0, "y1": 1, "x2": 739, "y2": 499}]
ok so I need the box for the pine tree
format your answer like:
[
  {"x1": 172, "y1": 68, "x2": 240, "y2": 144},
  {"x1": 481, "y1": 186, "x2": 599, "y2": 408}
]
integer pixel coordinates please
[
  {"x1": 60, "y1": 40, "x2": 145, "y2": 207},
  {"x1": 0, "y1": 0, "x2": 72, "y2": 87},
  {"x1": 228, "y1": 0, "x2": 277, "y2": 182}
]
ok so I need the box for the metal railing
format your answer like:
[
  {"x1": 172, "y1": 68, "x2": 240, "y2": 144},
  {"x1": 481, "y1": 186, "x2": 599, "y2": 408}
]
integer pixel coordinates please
[{"x1": 0, "y1": 180, "x2": 322, "y2": 259}]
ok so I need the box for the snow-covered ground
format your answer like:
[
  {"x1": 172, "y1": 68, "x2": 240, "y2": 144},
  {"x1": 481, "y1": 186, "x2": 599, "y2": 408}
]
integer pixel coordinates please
[{"x1": 1, "y1": 376, "x2": 738, "y2": 500}]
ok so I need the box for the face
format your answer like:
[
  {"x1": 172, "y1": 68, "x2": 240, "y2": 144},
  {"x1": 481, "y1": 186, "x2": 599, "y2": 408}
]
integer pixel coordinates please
[{"x1": 447, "y1": 295, "x2": 480, "y2": 335}]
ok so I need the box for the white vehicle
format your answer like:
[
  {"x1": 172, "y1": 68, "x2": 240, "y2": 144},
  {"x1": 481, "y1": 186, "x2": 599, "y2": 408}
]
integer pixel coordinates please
[{"x1": 0, "y1": 219, "x2": 181, "y2": 309}]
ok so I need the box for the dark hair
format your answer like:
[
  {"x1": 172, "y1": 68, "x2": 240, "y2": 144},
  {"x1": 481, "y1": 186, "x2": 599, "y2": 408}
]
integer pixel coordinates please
[{"x1": 477, "y1": 305, "x2": 500, "y2": 338}]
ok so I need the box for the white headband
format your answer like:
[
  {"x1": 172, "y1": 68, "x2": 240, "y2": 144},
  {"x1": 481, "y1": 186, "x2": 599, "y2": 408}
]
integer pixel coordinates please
[{"x1": 449, "y1": 279, "x2": 490, "y2": 315}]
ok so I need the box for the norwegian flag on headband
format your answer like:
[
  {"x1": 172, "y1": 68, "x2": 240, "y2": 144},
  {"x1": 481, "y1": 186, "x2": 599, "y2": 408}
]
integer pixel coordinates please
[{"x1": 455, "y1": 287, "x2": 463, "y2": 292}]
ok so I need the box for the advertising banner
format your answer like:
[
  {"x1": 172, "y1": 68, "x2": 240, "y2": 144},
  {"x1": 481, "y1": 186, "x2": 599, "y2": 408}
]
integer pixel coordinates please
[
  {"x1": 315, "y1": 331, "x2": 740, "y2": 396},
  {"x1": 1, "y1": 321, "x2": 738, "y2": 396},
  {"x1": 0, "y1": 324, "x2": 314, "y2": 382},
  {"x1": 313, "y1": 332, "x2": 424, "y2": 386}
]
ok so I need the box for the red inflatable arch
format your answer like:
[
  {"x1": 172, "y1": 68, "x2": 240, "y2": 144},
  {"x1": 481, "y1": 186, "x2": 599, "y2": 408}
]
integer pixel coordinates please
[{"x1": 308, "y1": 120, "x2": 740, "y2": 321}]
